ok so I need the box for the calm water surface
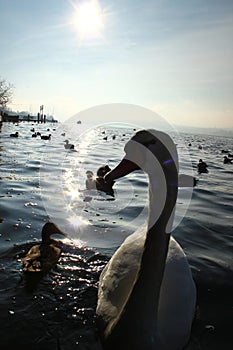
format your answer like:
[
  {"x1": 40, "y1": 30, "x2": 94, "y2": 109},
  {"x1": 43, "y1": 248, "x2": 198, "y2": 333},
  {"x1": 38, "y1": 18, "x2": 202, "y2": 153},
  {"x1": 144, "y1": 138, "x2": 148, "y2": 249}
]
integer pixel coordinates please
[{"x1": 0, "y1": 121, "x2": 232, "y2": 349}]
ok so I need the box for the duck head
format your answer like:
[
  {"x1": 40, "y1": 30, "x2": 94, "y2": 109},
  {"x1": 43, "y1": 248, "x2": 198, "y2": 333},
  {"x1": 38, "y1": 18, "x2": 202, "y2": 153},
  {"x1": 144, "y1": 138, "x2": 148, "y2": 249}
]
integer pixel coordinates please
[
  {"x1": 97, "y1": 165, "x2": 111, "y2": 177},
  {"x1": 41, "y1": 222, "x2": 67, "y2": 245}
]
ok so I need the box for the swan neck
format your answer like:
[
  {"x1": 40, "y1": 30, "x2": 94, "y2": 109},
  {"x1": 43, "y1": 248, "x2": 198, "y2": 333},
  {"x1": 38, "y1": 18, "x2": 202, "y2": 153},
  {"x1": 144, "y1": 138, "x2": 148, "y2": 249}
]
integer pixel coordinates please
[{"x1": 120, "y1": 171, "x2": 178, "y2": 331}]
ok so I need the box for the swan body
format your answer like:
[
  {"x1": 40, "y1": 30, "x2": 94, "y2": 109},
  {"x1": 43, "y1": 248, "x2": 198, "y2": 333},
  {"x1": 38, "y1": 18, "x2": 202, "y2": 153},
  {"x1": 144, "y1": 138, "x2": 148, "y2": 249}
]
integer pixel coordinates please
[
  {"x1": 22, "y1": 222, "x2": 66, "y2": 273},
  {"x1": 97, "y1": 224, "x2": 196, "y2": 350},
  {"x1": 96, "y1": 129, "x2": 196, "y2": 350}
]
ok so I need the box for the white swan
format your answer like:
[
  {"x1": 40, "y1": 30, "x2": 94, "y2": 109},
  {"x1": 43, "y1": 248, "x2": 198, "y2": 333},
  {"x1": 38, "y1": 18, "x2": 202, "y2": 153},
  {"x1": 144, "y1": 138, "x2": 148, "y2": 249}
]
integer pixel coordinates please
[{"x1": 96, "y1": 129, "x2": 196, "y2": 350}]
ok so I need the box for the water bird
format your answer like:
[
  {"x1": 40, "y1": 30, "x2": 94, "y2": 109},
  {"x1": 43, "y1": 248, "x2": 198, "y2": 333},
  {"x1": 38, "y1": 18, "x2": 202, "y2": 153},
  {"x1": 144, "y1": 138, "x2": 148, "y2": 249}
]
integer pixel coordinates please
[
  {"x1": 10, "y1": 132, "x2": 19, "y2": 137},
  {"x1": 86, "y1": 170, "x2": 96, "y2": 190},
  {"x1": 22, "y1": 222, "x2": 66, "y2": 273},
  {"x1": 41, "y1": 134, "x2": 51, "y2": 140},
  {"x1": 96, "y1": 129, "x2": 196, "y2": 350},
  {"x1": 64, "y1": 139, "x2": 75, "y2": 150},
  {"x1": 223, "y1": 156, "x2": 233, "y2": 164},
  {"x1": 197, "y1": 159, "x2": 208, "y2": 174},
  {"x1": 31, "y1": 133, "x2": 37, "y2": 138},
  {"x1": 97, "y1": 165, "x2": 111, "y2": 177},
  {"x1": 96, "y1": 165, "x2": 114, "y2": 196}
]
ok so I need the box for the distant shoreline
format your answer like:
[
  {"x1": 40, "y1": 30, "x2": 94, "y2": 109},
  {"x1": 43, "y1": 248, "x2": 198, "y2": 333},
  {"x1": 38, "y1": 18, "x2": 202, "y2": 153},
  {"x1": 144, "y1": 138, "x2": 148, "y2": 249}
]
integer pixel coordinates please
[{"x1": 174, "y1": 124, "x2": 233, "y2": 138}]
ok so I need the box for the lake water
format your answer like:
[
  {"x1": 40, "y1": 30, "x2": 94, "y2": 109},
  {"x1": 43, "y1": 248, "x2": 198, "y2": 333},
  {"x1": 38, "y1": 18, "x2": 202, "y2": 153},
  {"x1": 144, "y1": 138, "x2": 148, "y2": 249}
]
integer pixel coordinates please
[{"x1": 0, "y1": 119, "x2": 232, "y2": 349}]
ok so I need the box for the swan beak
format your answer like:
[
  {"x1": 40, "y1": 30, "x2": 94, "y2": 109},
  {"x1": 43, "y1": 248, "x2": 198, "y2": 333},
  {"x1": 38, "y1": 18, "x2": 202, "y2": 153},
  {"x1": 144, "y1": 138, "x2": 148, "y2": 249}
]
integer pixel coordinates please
[
  {"x1": 57, "y1": 229, "x2": 67, "y2": 237},
  {"x1": 105, "y1": 158, "x2": 140, "y2": 182}
]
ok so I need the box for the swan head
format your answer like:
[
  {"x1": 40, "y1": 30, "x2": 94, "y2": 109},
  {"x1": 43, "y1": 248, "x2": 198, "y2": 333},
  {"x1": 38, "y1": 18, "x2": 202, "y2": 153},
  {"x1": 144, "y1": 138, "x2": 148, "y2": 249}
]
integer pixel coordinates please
[
  {"x1": 41, "y1": 222, "x2": 67, "y2": 245},
  {"x1": 105, "y1": 129, "x2": 179, "y2": 233},
  {"x1": 105, "y1": 129, "x2": 178, "y2": 183}
]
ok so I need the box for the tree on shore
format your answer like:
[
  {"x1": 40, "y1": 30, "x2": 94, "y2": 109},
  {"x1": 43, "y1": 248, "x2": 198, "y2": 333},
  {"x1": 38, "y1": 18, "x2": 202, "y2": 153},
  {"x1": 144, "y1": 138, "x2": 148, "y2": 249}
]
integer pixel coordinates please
[{"x1": 0, "y1": 78, "x2": 13, "y2": 110}]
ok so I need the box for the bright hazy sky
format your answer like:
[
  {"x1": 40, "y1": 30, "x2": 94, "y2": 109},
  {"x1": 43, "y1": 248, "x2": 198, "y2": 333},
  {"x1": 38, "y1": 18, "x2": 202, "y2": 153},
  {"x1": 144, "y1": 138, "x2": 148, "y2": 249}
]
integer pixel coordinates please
[{"x1": 1, "y1": 0, "x2": 233, "y2": 128}]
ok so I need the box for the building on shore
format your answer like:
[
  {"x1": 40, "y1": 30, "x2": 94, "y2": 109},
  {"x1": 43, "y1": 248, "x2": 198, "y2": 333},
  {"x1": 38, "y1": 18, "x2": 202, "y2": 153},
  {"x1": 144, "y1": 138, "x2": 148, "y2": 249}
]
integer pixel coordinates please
[{"x1": 0, "y1": 110, "x2": 57, "y2": 123}]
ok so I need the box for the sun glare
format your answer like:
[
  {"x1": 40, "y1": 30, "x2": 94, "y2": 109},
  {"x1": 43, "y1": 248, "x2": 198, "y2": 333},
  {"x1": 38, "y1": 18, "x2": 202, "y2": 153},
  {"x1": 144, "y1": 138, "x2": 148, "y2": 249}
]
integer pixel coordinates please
[{"x1": 73, "y1": 0, "x2": 103, "y2": 39}]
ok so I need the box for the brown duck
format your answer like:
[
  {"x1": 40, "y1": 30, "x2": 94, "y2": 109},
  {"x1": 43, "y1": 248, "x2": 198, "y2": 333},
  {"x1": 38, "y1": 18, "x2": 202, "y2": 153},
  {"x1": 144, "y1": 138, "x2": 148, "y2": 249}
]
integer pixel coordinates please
[{"x1": 22, "y1": 222, "x2": 66, "y2": 273}]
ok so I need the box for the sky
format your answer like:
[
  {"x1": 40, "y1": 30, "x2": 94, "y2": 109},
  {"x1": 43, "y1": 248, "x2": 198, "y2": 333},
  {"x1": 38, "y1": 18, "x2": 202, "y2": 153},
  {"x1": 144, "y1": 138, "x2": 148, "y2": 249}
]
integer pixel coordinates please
[{"x1": 0, "y1": 0, "x2": 233, "y2": 128}]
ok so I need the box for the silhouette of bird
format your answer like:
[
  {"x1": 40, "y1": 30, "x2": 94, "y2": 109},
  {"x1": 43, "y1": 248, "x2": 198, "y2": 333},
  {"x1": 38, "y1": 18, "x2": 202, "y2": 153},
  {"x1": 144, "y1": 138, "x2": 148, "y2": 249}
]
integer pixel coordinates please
[
  {"x1": 41, "y1": 134, "x2": 51, "y2": 140},
  {"x1": 97, "y1": 165, "x2": 111, "y2": 177},
  {"x1": 22, "y1": 222, "x2": 66, "y2": 273},
  {"x1": 64, "y1": 140, "x2": 75, "y2": 150},
  {"x1": 96, "y1": 165, "x2": 114, "y2": 196},
  {"x1": 10, "y1": 132, "x2": 19, "y2": 137},
  {"x1": 197, "y1": 159, "x2": 208, "y2": 174},
  {"x1": 223, "y1": 156, "x2": 233, "y2": 164}
]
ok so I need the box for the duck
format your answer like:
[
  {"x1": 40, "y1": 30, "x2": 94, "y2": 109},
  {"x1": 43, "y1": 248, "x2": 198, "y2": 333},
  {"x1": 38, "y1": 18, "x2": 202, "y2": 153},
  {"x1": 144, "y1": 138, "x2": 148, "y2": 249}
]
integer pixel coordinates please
[
  {"x1": 197, "y1": 159, "x2": 208, "y2": 174},
  {"x1": 223, "y1": 156, "x2": 233, "y2": 164},
  {"x1": 64, "y1": 139, "x2": 75, "y2": 150},
  {"x1": 10, "y1": 132, "x2": 19, "y2": 137},
  {"x1": 31, "y1": 133, "x2": 37, "y2": 138},
  {"x1": 41, "y1": 134, "x2": 51, "y2": 140},
  {"x1": 96, "y1": 165, "x2": 111, "y2": 177},
  {"x1": 96, "y1": 129, "x2": 196, "y2": 350},
  {"x1": 96, "y1": 165, "x2": 114, "y2": 196},
  {"x1": 85, "y1": 170, "x2": 96, "y2": 190},
  {"x1": 22, "y1": 222, "x2": 66, "y2": 273}
]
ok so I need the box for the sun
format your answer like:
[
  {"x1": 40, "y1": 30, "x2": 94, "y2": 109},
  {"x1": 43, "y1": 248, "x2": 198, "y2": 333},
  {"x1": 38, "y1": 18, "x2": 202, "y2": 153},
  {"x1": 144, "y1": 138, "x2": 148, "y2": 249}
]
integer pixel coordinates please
[{"x1": 73, "y1": 0, "x2": 103, "y2": 39}]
